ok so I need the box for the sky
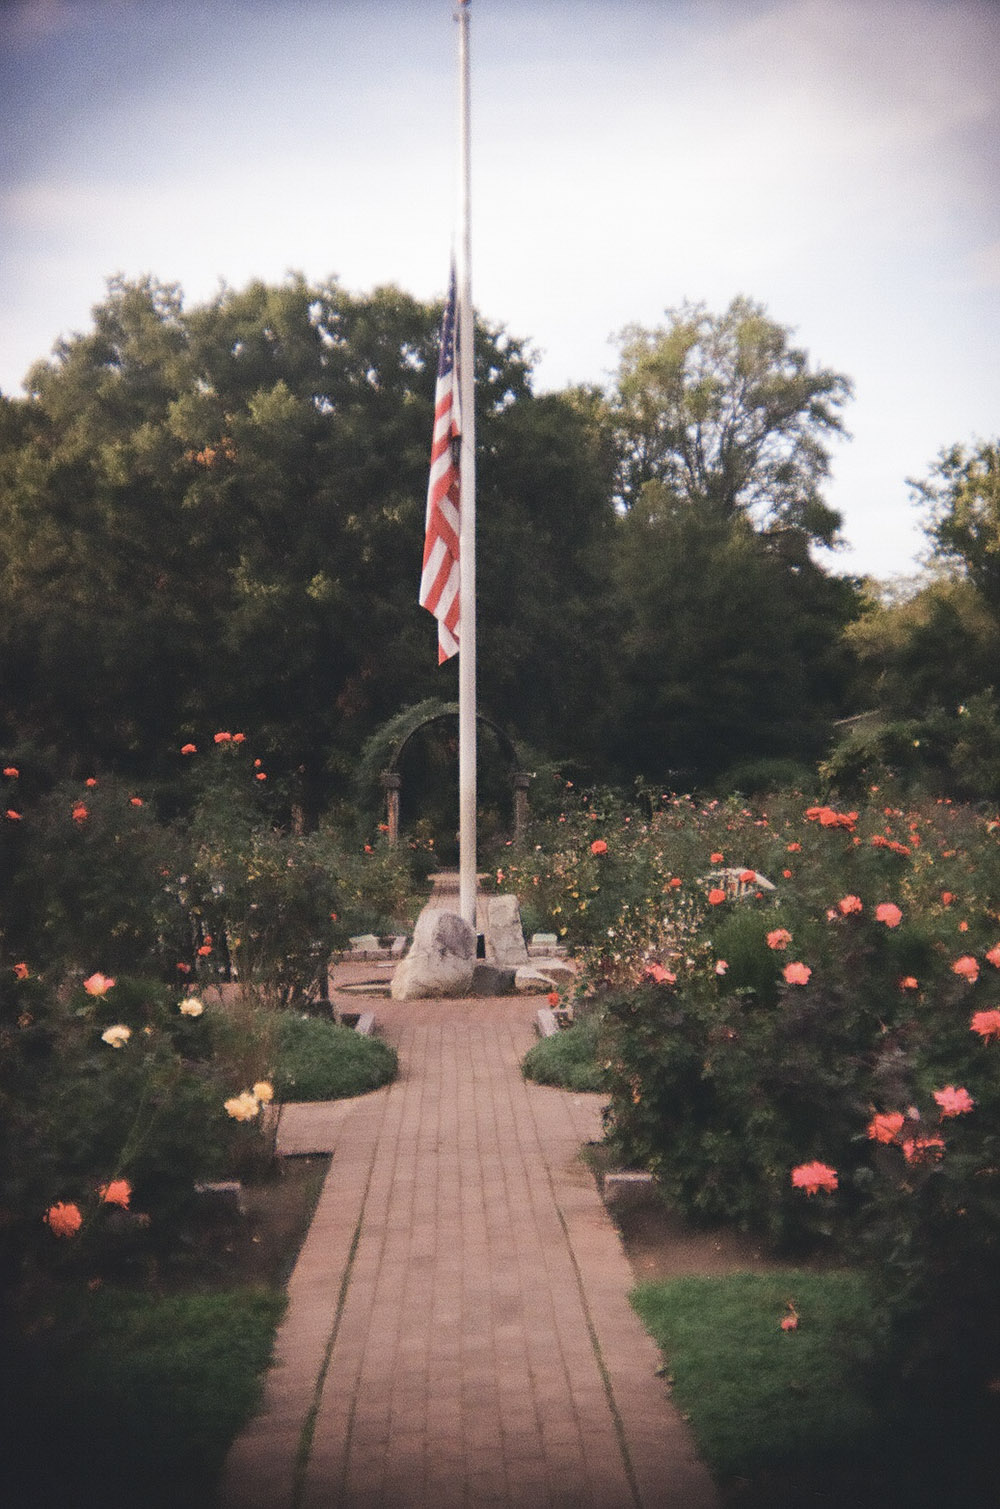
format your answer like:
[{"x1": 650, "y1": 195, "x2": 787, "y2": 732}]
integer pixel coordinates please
[{"x1": 2, "y1": 0, "x2": 999, "y2": 582}]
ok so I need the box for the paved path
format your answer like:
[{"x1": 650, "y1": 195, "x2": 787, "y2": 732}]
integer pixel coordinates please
[{"x1": 221, "y1": 984, "x2": 718, "y2": 1509}]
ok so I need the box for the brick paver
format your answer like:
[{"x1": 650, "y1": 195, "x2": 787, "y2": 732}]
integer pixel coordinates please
[{"x1": 222, "y1": 984, "x2": 717, "y2": 1509}]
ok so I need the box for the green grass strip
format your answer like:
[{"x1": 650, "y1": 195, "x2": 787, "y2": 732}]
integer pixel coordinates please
[
  {"x1": 290, "y1": 1211, "x2": 364, "y2": 1507},
  {"x1": 630, "y1": 1271, "x2": 880, "y2": 1480},
  {"x1": 4, "y1": 1287, "x2": 287, "y2": 1508}
]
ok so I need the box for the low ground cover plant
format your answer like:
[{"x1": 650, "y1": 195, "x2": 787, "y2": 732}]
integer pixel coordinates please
[
  {"x1": 273, "y1": 1012, "x2": 398, "y2": 1101},
  {"x1": 502, "y1": 785, "x2": 1000, "y2": 1441},
  {"x1": 2, "y1": 1286, "x2": 287, "y2": 1509},
  {"x1": 632, "y1": 1268, "x2": 997, "y2": 1506},
  {"x1": 521, "y1": 1011, "x2": 608, "y2": 1093}
]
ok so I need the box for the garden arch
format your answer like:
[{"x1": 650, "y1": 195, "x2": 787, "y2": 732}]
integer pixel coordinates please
[{"x1": 378, "y1": 707, "x2": 532, "y2": 847}]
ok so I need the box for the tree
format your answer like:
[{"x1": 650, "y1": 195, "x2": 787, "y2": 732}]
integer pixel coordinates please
[
  {"x1": 0, "y1": 275, "x2": 616, "y2": 814},
  {"x1": 612, "y1": 296, "x2": 852, "y2": 547},
  {"x1": 845, "y1": 573, "x2": 1000, "y2": 719},
  {"x1": 605, "y1": 483, "x2": 861, "y2": 787},
  {"x1": 823, "y1": 442, "x2": 1000, "y2": 800},
  {"x1": 914, "y1": 440, "x2": 1000, "y2": 609}
]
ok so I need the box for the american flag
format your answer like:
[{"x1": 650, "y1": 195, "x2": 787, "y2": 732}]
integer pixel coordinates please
[{"x1": 420, "y1": 266, "x2": 461, "y2": 662}]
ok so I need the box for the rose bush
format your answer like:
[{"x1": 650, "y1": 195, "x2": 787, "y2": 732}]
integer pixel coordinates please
[
  {"x1": 501, "y1": 784, "x2": 1000, "y2": 1411},
  {"x1": 0, "y1": 733, "x2": 412, "y2": 1285}
]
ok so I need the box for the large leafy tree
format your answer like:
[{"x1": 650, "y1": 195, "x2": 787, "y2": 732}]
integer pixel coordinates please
[
  {"x1": 849, "y1": 440, "x2": 1000, "y2": 723},
  {"x1": 823, "y1": 441, "x2": 1000, "y2": 800},
  {"x1": 846, "y1": 573, "x2": 1000, "y2": 719},
  {"x1": 0, "y1": 275, "x2": 614, "y2": 811},
  {"x1": 613, "y1": 296, "x2": 852, "y2": 547},
  {"x1": 914, "y1": 440, "x2": 1000, "y2": 610},
  {"x1": 606, "y1": 482, "x2": 861, "y2": 787},
  {"x1": 600, "y1": 297, "x2": 860, "y2": 788}
]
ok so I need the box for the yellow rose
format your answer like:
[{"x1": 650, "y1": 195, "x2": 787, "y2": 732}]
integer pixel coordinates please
[
  {"x1": 224, "y1": 1091, "x2": 260, "y2": 1122},
  {"x1": 101, "y1": 1024, "x2": 131, "y2": 1049}
]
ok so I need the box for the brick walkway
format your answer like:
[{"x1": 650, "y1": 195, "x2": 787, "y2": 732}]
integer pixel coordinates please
[{"x1": 221, "y1": 987, "x2": 718, "y2": 1509}]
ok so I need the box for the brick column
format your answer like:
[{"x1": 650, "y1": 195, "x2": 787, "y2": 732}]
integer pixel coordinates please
[{"x1": 381, "y1": 771, "x2": 402, "y2": 847}]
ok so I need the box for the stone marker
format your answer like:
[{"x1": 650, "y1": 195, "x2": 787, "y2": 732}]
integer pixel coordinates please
[
  {"x1": 514, "y1": 958, "x2": 576, "y2": 994},
  {"x1": 535, "y1": 1007, "x2": 560, "y2": 1037},
  {"x1": 390, "y1": 910, "x2": 476, "y2": 1000},
  {"x1": 484, "y1": 894, "x2": 529, "y2": 967},
  {"x1": 349, "y1": 933, "x2": 381, "y2": 953},
  {"x1": 472, "y1": 962, "x2": 515, "y2": 996},
  {"x1": 513, "y1": 967, "x2": 551, "y2": 995},
  {"x1": 194, "y1": 1180, "x2": 245, "y2": 1216}
]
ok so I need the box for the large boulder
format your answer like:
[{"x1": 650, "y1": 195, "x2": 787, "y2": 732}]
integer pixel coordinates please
[{"x1": 390, "y1": 910, "x2": 476, "y2": 1000}]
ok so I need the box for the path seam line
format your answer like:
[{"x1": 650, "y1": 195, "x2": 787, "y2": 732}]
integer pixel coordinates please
[
  {"x1": 547, "y1": 1170, "x2": 644, "y2": 1509},
  {"x1": 290, "y1": 1133, "x2": 380, "y2": 1509}
]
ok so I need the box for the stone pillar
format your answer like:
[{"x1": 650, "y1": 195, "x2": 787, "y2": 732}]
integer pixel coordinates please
[
  {"x1": 512, "y1": 770, "x2": 532, "y2": 841},
  {"x1": 381, "y1": 771, "x2": 402, "y2": 847}
]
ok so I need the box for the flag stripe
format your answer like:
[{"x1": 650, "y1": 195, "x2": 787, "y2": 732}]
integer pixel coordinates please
[{"x1": 420, "y1": 265, "x2": 461, "y2": 662}]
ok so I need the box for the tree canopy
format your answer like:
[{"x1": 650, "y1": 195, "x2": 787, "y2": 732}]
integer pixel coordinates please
[
  {"x1": 0, "y1": 275, "x2": 884, "y2": 823},
  {"x1": 612, "y1": 296, "x2": 852, "y2": 548},
  {"x1": 0, "y1": 275, "x2": 614, "y2": 812},
  {"x1": 605, "y1": 482, "x2": 861, "y2": 786},
  {"x1": 914, "y1": 440, "x2": 1000, "y2": 609}
]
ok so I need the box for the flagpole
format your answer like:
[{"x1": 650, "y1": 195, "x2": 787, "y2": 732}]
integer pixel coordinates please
[{"x1": 456, "y1": 0, "x2": 477, "y2": 932}]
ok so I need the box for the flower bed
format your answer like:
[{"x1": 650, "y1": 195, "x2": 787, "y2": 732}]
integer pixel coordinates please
[{"x1": 0, "y1": 736, "x2": 411, "y2": 1287}]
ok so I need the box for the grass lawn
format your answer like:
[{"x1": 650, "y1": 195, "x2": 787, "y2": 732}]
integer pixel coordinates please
[
  {"x1": 1, "y1": 1157, "x2": 328, "y2": 1508},
  {"x1": 2, "y1": 1286, "x2": 287, "y2": 1508},
  {"x1": 632, "y1": 1271, "x2": 880, "y2": 1477},
  {"x1": 631, "y1": 1270, "x2": 998, "y2": 1507}
]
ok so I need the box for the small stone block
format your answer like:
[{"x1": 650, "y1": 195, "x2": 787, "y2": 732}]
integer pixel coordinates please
[
  {"x1": 349, "y1": 933, "x2": 380, "y2": 953},
  {"x1": 602, "y1": 1171, "x2": 656, "y2": 1209},
  {"x1": 535, "y1": 1008, "x2": 560, "y2": 1038},
  {"x1": 194, "y1": 1180, "x2": 245, "y2": 1215},
  {"x1": 354, "y1": 1011, "x2": 376, "y2": 1035},
  {"x1": 472, "y1": 962, "x2": 515, "y2": 996},
  {"x1": 514, "y1": 966, "x2": 557, "y2": 994},
  {"x1": 533, "y1": 958, "x2": 576, "y2": 987}
]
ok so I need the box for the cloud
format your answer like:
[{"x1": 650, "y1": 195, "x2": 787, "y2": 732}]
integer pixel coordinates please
[{"x1": 3, "y1": 0, "x2": 76, "y2": 45}]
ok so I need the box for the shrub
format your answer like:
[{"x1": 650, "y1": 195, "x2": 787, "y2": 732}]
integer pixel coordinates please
[
  {"x1": 502, "y1": 784, "x2": 1000, "y2": 1417},
  {"x1": 0, "y1": 735, "x2": 410, "y2": 1287},
  {"x1": 522, "y1": 1015, "x2": 608, "y2": 1093},
  {"x1": 1, "y1": 777, "x2": 182, "y2": 974},
  {"x1": 0, "y1": 970, "x2": 275, "y2": 1282},
  {"x1": 272, "y1": 1014, "x2": 397, "y2": 1101}
]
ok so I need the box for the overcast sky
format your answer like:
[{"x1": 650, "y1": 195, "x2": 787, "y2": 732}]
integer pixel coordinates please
[{"x1": 2, "y1": 0, "x2": 999, "y2": 581}]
